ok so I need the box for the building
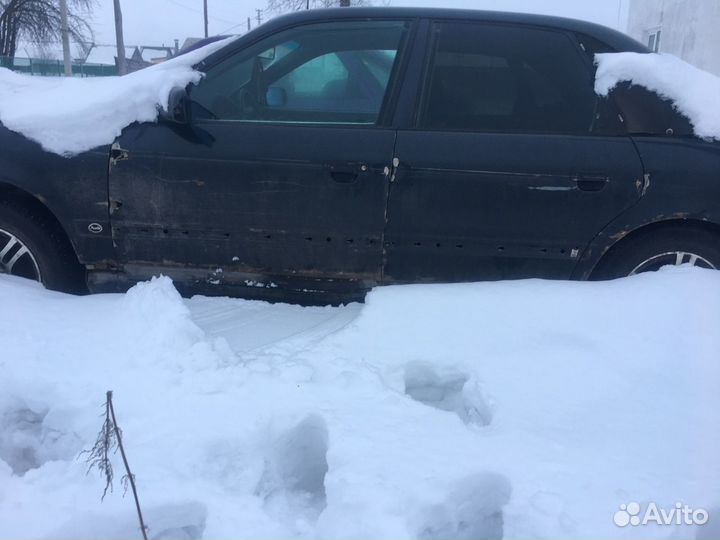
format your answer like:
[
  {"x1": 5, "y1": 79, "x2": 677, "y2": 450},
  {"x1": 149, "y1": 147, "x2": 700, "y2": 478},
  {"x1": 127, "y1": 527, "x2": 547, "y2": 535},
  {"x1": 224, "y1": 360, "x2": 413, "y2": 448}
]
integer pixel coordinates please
[
  {"x1": 82, "y1": 43, "x2": 179, "y2": 73},
  {"x1": 83, "y1": 45, "x2": 136, "y2": 67},
  {"x1": 626, "y1": 0, "x2": 720, "y2": 75},
  {"x1": 180, "y1": 38, "x2": 204, "y2": 52}
]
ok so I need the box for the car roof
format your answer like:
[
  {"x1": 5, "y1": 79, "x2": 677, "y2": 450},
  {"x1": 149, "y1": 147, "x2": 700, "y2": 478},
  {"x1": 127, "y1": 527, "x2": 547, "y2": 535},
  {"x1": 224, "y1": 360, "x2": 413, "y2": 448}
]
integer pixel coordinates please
[
  {"x1": 198, "y1": 7, "x2": 647, "y2": 69},
  {"x1": 262, "y1": 7, "x2": 647, "y2": 53}
]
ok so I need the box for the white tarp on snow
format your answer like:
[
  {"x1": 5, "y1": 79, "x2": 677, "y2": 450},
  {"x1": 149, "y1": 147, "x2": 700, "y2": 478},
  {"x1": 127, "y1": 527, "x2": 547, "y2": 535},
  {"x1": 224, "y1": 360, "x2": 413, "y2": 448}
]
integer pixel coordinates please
[
  {"x1": 0, "y1": 38, "x2": 234, "y2": 156},
  {"x1": 1, "y1": 268, "x2": 719, "y2": 539},
  {"x1": 595, "y1": 52, "x2": 720, "y2": 140}
]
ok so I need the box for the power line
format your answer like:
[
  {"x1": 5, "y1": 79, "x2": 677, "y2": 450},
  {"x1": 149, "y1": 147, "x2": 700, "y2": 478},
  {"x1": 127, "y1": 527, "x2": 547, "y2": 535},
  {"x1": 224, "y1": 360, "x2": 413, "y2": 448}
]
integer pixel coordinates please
[
  {"x1": 216, "y1": 20, "x2": 246, "y2": 35},
  {"x1": 163, "y1": 0, "x2": 237, "y2": 26}
]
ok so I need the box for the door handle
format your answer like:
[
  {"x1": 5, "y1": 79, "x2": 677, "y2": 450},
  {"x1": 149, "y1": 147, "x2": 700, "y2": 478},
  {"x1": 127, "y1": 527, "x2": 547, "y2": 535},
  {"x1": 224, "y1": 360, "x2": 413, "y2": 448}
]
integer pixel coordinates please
[
  {"x1": 326, "y1": 162, "x2": 365, "y2": 183},
  {"x1": 330, "y1": 171, "x2": 358, "y2": 183},
  {"x1": 573, "y1": 174, "x2": 609, "y2": 192}
]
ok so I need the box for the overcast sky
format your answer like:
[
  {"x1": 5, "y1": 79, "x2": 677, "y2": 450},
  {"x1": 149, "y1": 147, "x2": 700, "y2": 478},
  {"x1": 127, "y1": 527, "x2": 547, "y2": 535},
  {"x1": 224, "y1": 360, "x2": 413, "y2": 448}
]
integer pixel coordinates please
[{"x1": 38, "y1": 0, "x2": 630, "y2": 55}]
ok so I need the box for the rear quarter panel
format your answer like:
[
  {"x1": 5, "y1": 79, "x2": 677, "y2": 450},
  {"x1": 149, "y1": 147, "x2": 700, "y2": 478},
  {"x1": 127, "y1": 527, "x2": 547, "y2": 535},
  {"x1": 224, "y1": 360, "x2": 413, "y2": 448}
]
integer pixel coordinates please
[{"x1": 573, "y1": 137, "x2": 720, "y2": 278}]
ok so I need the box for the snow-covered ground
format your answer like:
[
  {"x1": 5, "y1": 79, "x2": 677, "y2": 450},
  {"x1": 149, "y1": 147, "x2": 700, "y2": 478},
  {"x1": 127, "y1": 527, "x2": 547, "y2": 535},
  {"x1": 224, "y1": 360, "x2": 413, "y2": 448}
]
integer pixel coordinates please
[{"x1": 1, "y1": 268, "x2": 718, "y2": 539}]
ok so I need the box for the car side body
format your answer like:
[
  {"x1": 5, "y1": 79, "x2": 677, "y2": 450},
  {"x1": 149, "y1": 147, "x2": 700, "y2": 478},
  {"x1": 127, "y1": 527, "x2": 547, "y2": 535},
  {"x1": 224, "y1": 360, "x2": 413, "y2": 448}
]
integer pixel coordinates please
[{"x1": 1, "y1": 7, "x2": 719, "y2": 302}]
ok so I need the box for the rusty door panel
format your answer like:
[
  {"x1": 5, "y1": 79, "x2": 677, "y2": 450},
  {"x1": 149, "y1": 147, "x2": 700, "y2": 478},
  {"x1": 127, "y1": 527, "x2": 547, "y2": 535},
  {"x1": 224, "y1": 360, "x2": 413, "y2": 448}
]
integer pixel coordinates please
[
  {"x1": 109, "y1": 122, "x2": 394, "y2": 282},
  {"x1": 384, "y1": 131, "x2": 645, "y2": 282}
]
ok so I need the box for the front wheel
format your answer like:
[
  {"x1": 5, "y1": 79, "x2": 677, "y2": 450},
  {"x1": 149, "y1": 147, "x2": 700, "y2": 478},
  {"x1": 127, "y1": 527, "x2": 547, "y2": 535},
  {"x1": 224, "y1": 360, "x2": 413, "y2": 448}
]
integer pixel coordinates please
[
  {"x1": 592, "y1": 226, "x2": 720, "y2": 280},
  {"x1": 0, "y1": 201, "x2": 86, "y2": 293}
]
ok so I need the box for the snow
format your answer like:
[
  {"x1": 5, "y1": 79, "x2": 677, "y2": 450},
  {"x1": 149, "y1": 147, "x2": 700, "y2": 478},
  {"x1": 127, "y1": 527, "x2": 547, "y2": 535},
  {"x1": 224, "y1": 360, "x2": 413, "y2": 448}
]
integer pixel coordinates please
[
  {"x1": 595, "y1": 52, "x2": 720, "y2": 140},
  {"x1": 1, "y1": 267, "x2": 719, "y2": 539},
  {"x1": 0, "y1": 37, "x2": 235, "y2": 156}
]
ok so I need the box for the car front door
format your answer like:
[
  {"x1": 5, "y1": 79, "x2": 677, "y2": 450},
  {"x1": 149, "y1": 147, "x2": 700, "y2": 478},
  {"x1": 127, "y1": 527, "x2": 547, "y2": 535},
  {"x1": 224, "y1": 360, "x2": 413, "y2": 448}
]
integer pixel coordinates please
[
  {"x1": 384, "y1": 21, "x2": 645, "y2": 282},
  {"x1": 109, "y1": 20, "x2": 409, "y2": 290}
]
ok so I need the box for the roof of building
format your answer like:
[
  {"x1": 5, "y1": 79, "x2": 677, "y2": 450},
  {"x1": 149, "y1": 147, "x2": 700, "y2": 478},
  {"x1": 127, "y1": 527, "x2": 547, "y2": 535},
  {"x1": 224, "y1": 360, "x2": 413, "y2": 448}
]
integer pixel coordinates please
[
  {"x1": 180, "y1": 38, "x2": 204, "y2": 51},
  {"x1": 84, "y1": 45, "x2": 137, "y2": 66},
  {"x1": 139, "y1": 46, "x2": 174, "y2": 63}
]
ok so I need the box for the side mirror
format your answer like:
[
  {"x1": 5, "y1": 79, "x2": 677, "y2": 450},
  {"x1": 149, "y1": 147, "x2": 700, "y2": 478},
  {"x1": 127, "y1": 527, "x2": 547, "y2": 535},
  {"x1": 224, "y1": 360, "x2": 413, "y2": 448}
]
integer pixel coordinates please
[
  {"x1": 266, "y1": 86, "x2": 287, "y2": 108},
  {"x1": 259, "y1": 47, "x2": 276, "y2": 61},
  {"x1": 160, "y1": 87, "x2": 189, "y2": 124}
]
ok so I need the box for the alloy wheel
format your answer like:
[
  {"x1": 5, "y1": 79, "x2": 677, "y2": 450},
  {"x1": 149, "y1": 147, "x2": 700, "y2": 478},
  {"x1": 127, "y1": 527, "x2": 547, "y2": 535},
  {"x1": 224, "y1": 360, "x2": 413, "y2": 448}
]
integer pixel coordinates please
[
  {"x1": 0, "y1": 227, "x2": 42, "y2": 282},
  {"x1": 630, "y1": 251, "x2": 715, "y2": 275}
]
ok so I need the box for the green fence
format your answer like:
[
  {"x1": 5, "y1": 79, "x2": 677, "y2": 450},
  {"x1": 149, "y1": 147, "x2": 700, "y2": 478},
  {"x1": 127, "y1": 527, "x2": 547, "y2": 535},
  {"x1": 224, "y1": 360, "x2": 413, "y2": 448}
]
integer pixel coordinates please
[{"x1": 0, "y1": 56, "x2": 117, "y2": 77}]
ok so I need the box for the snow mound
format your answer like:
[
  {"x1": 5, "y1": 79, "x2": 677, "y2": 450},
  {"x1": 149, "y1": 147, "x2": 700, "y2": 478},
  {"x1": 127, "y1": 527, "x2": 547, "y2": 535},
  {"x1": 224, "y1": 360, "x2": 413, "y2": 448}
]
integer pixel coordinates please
[
  {"x1": 595, "y1": 52, "x2": 720, "y2": 140},
  {"x1": 1, "y1": 267, "x2": 719, "y2": 538},
  {"x1": 0, "y1": 38, "x2": 235, "y2": 156}
]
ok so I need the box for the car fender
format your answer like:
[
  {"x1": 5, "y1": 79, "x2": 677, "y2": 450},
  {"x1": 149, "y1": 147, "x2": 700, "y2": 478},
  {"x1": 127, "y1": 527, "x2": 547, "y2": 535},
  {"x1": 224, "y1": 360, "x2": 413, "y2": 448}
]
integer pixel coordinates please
[{"x1": 0, "y1": 125, "x2": 114, "y2": 264}]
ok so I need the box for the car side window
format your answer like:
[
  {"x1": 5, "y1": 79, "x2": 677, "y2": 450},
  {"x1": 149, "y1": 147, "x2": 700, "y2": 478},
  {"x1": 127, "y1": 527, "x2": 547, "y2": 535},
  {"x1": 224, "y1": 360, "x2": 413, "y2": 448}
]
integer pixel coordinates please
[
  {"x1": 190, "y1": 21, "x2": 407, "y2": 124},
  {"x1": 419, "y1": 22, "x2": 598, "y2": 134}
]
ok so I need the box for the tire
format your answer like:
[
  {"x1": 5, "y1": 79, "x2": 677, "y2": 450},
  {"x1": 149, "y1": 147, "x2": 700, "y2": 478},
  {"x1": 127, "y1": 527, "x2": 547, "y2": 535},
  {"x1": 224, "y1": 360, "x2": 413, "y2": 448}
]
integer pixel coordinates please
[
  {"x1": 0, "y1": 200, "x2": 86, "y2": 293},
  {"x1": 592, "y1": 225, "x2": 720, "y2": 280}
]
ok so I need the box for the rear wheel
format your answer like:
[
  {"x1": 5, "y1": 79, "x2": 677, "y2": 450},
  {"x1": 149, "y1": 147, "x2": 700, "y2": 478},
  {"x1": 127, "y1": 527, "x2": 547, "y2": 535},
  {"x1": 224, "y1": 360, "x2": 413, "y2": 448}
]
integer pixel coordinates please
[
  {"x1": 593, "y1": 225, "x2": 720, "y2": 279},
  {"x1": 0, "y1": 201, "x2": 86, "y2": 293}
]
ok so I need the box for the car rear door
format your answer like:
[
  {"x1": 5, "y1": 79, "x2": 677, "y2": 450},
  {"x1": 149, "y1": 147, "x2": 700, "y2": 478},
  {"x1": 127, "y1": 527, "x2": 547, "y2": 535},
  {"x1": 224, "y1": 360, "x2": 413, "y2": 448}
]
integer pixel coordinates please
[
  {"x1": 384, "y1": 21, "x2": 645, "y2": 282},
  {"x1": 108, "y1": 19, "x2": 410, "y2": 288}
]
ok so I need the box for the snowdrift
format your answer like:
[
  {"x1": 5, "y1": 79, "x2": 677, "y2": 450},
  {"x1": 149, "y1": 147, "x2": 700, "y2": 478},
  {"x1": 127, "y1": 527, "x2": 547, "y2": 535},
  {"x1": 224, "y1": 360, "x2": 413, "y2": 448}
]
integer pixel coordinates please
[
  {"x1": 1, "y1": 268, "x2": 719, "y2": 539},
  {"x1": 0, "y1": 38, "x2": 234, "y2": 156},
  {"x1": 595, "y1": 52, "x2": 720, "y2": 140}
]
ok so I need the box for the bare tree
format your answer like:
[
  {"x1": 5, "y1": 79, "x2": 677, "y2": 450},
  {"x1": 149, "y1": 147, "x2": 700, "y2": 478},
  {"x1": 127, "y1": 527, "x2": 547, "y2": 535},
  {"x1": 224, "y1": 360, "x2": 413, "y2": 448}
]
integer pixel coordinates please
[
  {"x1": 266, "y1": 0, "x2": 374, "y2": 16},
  {"x1": 0, "y1": 0, "x2": 93, "y2": 59}
]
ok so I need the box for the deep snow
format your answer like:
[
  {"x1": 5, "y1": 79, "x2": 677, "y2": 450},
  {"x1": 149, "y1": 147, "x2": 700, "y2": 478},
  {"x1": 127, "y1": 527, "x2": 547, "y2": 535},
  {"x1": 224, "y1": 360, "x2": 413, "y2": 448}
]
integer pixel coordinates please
[
  {"x1": 595, "y1": 52, "x2": 720, "y2": 140},
  {"x1": 1, "y1": 268, "x2": 719, "y2": 539},
  {"x1": 0, "y1": 38, "x2": 234, "y2": 156}
]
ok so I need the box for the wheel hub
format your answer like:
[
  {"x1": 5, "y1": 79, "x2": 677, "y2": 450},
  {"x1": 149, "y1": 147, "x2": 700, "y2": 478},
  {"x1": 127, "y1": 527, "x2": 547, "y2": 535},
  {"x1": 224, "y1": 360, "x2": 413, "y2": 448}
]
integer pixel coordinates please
[
  {"x1": 630, "y1": 251, "x2": 715, "y2": 275},
  {"x1": 0, "y1": 228, "x2": 42, "y2": 282}
]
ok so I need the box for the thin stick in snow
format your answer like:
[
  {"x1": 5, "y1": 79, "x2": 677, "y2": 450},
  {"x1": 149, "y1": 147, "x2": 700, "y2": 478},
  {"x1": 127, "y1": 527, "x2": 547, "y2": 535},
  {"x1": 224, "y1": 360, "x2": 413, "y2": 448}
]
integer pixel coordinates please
[{"x1": 82, "y1": 391, "x2": 148, "y2": 540}]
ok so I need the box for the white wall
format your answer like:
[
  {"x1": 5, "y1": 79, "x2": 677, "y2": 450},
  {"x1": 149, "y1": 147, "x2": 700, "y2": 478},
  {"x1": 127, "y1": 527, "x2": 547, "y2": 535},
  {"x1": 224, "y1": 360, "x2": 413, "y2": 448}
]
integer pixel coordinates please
[{"x1": 627, "y1": 0, "x2": 720, "y2": 75}]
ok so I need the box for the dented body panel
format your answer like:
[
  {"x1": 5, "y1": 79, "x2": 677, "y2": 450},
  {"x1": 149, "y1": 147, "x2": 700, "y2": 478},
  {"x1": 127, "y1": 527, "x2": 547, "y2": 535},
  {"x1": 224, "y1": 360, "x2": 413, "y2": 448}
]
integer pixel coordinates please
[
  {"x1": 109, "y1": 121, "x2": 395, "y2": 288},
  {"x1": 0, "y1": 127, "x2": 115, "y2": 264},
  {"x1": 385, "y1": 132, "x2": 645, "y2": 282},
  {"x1": 572, "y1": 137, "x2": 720, "y2": 279}
]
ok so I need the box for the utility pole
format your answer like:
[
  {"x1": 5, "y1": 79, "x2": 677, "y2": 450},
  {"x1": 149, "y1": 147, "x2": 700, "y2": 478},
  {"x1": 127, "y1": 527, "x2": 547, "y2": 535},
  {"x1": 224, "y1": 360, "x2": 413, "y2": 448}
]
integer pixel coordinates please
[
  {"x1": 247, "y1": 17, "x2": 251, "y2": 31},
  {"x1": 203, "y1": 0, "x2": 209, "y2": 38},
  {"x1": 59, "y1": 0, "x2": 72, "y2": 76},
  {"x1": 113, "y1": 0, "x2": 127, "y2": 75},
  {"x1": 256, "y1": 8, "x2": 262, "y2": 26}
]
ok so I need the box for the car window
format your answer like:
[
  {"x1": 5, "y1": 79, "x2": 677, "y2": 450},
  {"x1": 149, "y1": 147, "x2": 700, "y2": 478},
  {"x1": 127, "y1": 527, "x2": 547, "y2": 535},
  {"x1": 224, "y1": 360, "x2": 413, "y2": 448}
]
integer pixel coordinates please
[
  {"x1": 358, "y1": 50, "x2": 397, "y2": 87},
  {"x1": 420, "y1": 22, "x2": 598, "y2": 134},
  {"x1": 275, "y1": 52, "x2": 348, "y2": 96},
  {"x1": 190, "y1": 21, "x2": 407, "y2": 124}
]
